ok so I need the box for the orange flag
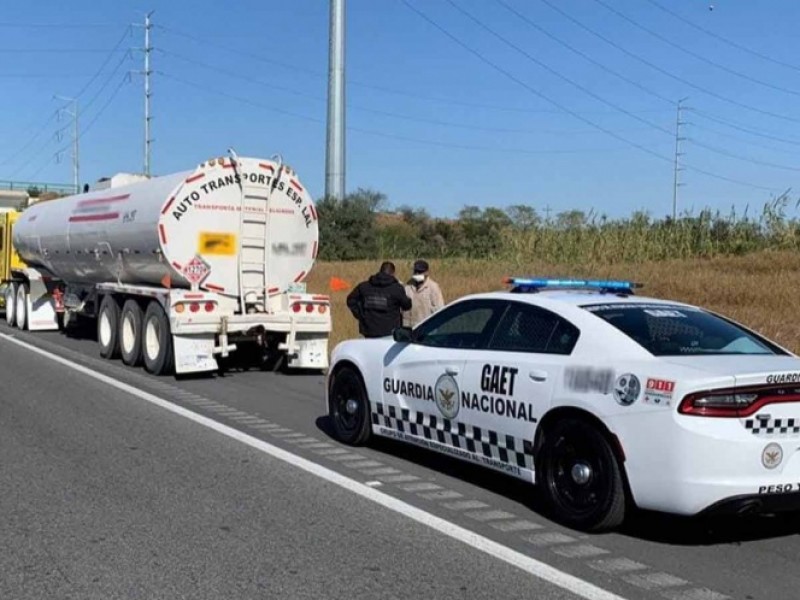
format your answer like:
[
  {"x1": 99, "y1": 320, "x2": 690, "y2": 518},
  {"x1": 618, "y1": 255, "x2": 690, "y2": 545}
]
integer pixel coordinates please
[{"x1": 329, "y1": 276, "x2": 350, "y2": 292}]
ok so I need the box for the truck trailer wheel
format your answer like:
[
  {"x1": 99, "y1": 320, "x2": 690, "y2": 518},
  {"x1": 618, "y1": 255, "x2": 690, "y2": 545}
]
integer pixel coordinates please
[
  {"x1": 15, "y1": 283, "x2": 29, "y2": 330},
  {"x1": 120, "y1": 300, "x2": 144, "y2": 366},
  {"x1": 98, "y1": 295, "x2": 120, "y2": 359},
  {"x1": 143, "y1": 301, "x2": 173, "y2": 375},
  {"x1": 5, "y1": 283, "x2": 16, "y2": 326}
]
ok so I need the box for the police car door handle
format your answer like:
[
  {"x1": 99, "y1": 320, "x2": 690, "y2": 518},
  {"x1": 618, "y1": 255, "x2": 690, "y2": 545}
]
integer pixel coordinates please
[
  {"x1": 529, "y1": 370, "x2": 548, "y2": 382},
  {"x1": 445, "y1": 366, "x2": 460, "y2": 376}
]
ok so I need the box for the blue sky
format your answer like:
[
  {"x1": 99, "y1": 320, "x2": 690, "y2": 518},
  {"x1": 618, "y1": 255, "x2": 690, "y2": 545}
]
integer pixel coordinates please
[{"x1": 2, "y1": 0, "x2": 800, "y2": 219}]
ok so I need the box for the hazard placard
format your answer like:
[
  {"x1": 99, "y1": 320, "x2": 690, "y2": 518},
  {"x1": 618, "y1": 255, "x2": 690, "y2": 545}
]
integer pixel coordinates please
[
  {"x1": 198, "y1": 232, "x2": 236, "y2": 256},
  {"x1": 182, "y1": 256, "x2": 210, "y2": 285}
]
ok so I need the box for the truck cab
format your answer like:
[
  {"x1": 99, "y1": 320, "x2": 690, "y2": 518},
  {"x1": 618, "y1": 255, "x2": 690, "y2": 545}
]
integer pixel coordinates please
[{"x1": 0, "y1": 209, "x2": 23, "y2": 311}]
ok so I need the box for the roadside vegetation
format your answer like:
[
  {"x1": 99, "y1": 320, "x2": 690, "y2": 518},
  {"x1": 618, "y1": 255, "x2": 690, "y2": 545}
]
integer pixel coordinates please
[{"x1": 311, "y1": 190, "x2": 800, "y2": 350}]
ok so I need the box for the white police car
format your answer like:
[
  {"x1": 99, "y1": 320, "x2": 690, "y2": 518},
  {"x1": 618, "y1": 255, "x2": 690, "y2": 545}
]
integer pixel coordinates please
[{"x1": 326, "y1": 278, "x2": 800, "y2": 531}]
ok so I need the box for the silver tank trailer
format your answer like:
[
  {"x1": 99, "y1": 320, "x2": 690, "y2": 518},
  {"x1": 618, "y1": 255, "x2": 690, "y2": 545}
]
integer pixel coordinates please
[{"x1": 12, "y1": 156, "x2": 320, "y2": 297}]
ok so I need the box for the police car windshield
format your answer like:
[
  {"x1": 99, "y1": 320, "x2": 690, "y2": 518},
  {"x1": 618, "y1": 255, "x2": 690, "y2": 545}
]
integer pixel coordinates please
[{"x1": 582, "y1": 303, "x2": 784, "y2": 356}]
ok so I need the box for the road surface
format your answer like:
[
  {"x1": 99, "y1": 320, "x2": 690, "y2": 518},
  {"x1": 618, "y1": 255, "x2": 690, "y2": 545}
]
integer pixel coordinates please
[{"x1": 2, "y1": 321, "x2": 800, "y2": 600}]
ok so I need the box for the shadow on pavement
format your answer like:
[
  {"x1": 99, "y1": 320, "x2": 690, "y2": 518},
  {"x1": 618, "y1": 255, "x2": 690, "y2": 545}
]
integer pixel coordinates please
[{"x1": 314, "y1": 413, "x2": 800, "y2": 546}]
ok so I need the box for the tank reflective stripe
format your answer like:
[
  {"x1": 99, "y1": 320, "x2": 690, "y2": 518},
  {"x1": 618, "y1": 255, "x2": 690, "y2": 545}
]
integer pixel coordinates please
[
  {"x1": 258, "y1": 163, "x2": 274, "y2": 172},
  {"x1": 185, "y1": 173, "x2": 205, "y2": 184},
  {"x1": 171, "y1": 261, "x2": 182, "y2": 270},
  {"x1": 204, "y1": 283, "x2": 224, "y2": 292},
  {"x1": 294, "y1": 271, "x2": 306, "y2": 282},
  {"x1": 159, "y1": 224, "x2": 167, "y2": 244},
  {"x1": 268, "y1": 287, "x2": 280, "y2": 295},
  {"x1": 161, "y1": 196, "x2": 176, "y2": 215},
  {"x1": 69, "y1": 213, "x2": 119, "y2": 223},
  {"x1": 312, "y1": 241, "x2": 318, "y2": 258},
  {"x1": 184, "y1": 293, "x2": 204, "y2": 299},
  {"x1": 290, "y1": 179, "x2": 304, "y2": 192},
  {"x1": 309, "y1": 204, "x2": 318, "y2": 220},
  {"x1": 222, "y1": 163, "x2": 235, "y2": 169},
  {"x1": 77, "y1": 194, "x2": 130, "y2": 207}
]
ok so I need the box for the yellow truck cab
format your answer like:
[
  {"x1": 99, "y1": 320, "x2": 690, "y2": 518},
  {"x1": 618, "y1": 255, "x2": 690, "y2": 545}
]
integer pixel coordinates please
[{"x1": 0, "y1": 209, "x2": 24, "y2": 310}]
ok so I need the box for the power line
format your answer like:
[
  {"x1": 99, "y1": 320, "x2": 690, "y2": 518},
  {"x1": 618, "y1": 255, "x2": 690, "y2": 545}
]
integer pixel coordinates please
[
  {"x1": 443, "y1": 0, "x2": 674, "y2": 138},
  {"x1": 0, "y1": 22, "x2": 124, "y2": 29},
  {"x1": 443, "y1": 1, "x2": 796, "y2": 175},
  {"x1": 644, "y1": 0, "x2": 800, "y2": 75},
  {"x1": 536, "y1": 0, "x2": 800, "y2": 126},
  {"x1": 157, "y1": 23, "x2": 672, "y2": 117},
  {"x1": 691, "y1": 110, "x2": 800, "y2": 147},
  {"x1": 160, "y1": 71, "x2": 667, "y2": 156},
  {"x1": 493, "y1": 0, "x2": 674, "y2": 106},
  {"x1": 0, "y1": 111, "x2": 57, "y2": 165},
  {"x1": 689, "y1": 123, "x2": 800, "y2": 156},
  {"x1": 400, "y1": 0, "x2": 780, "y2": 192},
  {"x1": 74, "y1": 26, "x2": 132, "y2": 98},
  {"x1": 161, "y1": 49, "x2": 664, "y2": 136},
  {"x1": 591, "y1": 0, "x2": 800, "y2": 99},
  {"x1": 0, "y1": 48, "x2": 130, "y2": 53},
  {"x1": 26, "y1": 75, "x2": 130, "y2": 182}
]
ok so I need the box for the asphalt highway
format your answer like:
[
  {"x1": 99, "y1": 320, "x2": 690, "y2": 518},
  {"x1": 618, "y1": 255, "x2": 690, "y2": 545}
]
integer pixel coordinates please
[{"x1": 2, "y1": 320, "x2": 800, "y2": 600}]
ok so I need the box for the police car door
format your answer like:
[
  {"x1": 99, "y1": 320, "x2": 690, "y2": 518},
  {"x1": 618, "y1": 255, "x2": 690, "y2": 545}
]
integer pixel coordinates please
[
  {"x1": 458, "y1": 301, "x2": 581, "y2": 480},
  {"x1": 379, "y1": 299, "x2": 506, "y2": 449}
]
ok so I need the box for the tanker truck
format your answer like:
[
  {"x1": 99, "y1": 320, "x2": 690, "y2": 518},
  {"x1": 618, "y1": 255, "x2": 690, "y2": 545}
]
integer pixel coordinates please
[{"x1": 2, "y1": 151, "x2": 331, "y2": 375}]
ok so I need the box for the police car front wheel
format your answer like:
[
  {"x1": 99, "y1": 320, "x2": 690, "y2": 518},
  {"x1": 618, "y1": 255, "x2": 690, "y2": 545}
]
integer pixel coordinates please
[
  {"x1": 329, "y1": 366, "x2": 372, "y2": 446},
  {"x1": 538, "y1": 418, "x2": 626, "y2": 532}
]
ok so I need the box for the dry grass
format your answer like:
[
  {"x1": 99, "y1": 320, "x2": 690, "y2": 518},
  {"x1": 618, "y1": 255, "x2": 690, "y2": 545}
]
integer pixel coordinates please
[{"x1": 305, "y1": 251, "x2": 800, "y2": 353}]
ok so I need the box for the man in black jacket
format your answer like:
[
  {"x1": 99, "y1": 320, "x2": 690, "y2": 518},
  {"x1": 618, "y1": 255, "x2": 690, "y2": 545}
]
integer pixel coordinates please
[{"x1": 346, "y1": 262, "x2": 412, "y2": 338}]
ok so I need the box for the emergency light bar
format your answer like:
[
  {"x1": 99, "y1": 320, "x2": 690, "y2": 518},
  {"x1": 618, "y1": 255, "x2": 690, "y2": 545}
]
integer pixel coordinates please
[{"x1": 504, "y1": 277, "x2": 642, "y2": 294}]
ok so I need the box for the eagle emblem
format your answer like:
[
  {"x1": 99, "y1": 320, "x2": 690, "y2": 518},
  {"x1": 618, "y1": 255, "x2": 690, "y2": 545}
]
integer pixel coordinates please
[{"x1": 434, "y1": 373, "x2": 460, "y2": 419}]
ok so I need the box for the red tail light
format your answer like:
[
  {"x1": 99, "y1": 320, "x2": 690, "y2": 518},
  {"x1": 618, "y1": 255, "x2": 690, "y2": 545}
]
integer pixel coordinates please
[
  {"x1": 189, "y1": 302, "x2": 200, "y2": 313},
  {"x1": 204, "y1": 302, "x2": 215, "y2": 312},
  {"x1": 292, "y1": 303, "x2": 301, "y2": 313},
  {"x1": 305, "y1": 303, "x2": 314, "y2": 313},
  {"x1": 679, "y1": 385, "x2": 800, "y2": 417}
]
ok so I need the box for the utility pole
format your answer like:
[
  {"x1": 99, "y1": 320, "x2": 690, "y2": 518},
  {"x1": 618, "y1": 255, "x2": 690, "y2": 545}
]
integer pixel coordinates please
[
  {"x1": 54, "y1": 95, "x2": 79, "y2": 193},
  {"x1": 671, "y1": 98, "x2": 688, "y2": 221},
  {"x1": 134, "y1": 11, "x2": 154, "y2": 177},
  {"x1": 325, "y1": 0, "x2": 346, "y2": 200}
]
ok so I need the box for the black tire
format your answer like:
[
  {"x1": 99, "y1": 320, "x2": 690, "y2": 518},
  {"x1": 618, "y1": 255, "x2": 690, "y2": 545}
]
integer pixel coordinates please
[
  {"x1": 537, "y1": 418, "x2": 626, "y2": 532},
  {"x1": 142, "y1": 301, "x2": 173, "y2": 375},
  {"x1": 97, "y1": 295, "x2": 120, "y2": 359},
  {"x1": 119, "y1": 299, "x2": 144, "y2": 366},
  {"x1": 328, "y1": 366, "x2": 372, "y2": 445}
]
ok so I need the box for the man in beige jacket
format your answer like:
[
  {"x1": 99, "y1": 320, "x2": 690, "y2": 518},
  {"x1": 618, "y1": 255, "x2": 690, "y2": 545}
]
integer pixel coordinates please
[{"x1": 403, "y1": 259, "x2": 445, "y2": 328}]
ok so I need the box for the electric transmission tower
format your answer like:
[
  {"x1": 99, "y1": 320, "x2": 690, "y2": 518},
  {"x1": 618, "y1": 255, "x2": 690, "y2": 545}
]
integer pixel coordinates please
[
  {"x1": 54, "y1": 95, "x2": 79, "y2": 193},
  {"x1": 672, "y1": 98, "x2": 688, "y2": 220}
]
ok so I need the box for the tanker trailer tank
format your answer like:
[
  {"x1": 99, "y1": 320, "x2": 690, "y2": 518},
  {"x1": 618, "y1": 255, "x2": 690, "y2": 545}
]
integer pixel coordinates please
[{"x1": 5, "y1": 153, "x2": 330, "y2": 376}]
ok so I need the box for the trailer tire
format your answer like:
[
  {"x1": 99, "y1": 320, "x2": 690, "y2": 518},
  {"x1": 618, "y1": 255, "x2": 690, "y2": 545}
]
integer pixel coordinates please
[
  {"x1": 120, "y1": 299, "x2": 144, "y2": 366},
  {"x1": 143, "y1": 301, "x2": 173, "y2": 375},
  {"x1": 15, "y1": 283, "x2": 29, "y2": 330},
  {"x1": 5, "y1": 283, "x2": 17, "y2": 326},
  {"x1": 98, "y1": 295, "x2": 120, "y2": 359}
]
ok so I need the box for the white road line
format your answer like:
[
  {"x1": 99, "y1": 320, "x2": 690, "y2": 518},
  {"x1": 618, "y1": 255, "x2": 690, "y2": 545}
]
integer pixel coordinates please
[{"x1": 0, "y1": 333, "x2": 628, "y2": 600}]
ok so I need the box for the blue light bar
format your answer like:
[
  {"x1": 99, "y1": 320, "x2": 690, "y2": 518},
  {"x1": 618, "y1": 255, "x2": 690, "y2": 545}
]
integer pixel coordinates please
[{"x1": 505, "y1": 277, "x2": 641, "y2": 293}]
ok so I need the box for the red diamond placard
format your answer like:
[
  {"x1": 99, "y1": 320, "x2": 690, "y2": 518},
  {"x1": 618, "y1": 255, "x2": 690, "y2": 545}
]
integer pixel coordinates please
[{"x1": 182, "y1": 256, "x2": 210, "y2": 285}]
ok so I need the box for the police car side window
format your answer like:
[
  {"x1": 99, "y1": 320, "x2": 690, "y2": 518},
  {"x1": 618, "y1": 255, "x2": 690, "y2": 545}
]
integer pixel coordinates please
[
  {"x1": 415, "y1": 300, "x2": 503, "y2": 349},
  {"x1": 488, "y1": 303, "x2": 580, "y2": 355}
]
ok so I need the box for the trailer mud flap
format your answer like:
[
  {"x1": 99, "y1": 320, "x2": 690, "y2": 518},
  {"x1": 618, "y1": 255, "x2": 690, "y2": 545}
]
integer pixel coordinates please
[{"x1": 173, "y1": 334, "x2": 218, "y2": 374}]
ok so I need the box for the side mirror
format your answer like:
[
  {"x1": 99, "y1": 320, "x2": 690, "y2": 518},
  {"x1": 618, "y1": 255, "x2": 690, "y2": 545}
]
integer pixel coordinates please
[{"x1": 393, "y1": 327, "x2": 414, "y2": 343}]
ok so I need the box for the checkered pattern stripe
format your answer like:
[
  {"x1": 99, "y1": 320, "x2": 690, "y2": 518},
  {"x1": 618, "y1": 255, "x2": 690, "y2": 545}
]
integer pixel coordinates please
[
  {"x1": 743, "y1": 417, "x2": 800, "y2": 436},
  {"x1": 372, "y1": 402, "x2": 534, "y2": 470}
]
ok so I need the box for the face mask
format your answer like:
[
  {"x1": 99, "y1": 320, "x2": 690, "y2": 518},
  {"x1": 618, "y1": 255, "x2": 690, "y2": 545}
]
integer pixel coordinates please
[{"x1": 411, "y1": 274, "x2": 425, "y2": 283}]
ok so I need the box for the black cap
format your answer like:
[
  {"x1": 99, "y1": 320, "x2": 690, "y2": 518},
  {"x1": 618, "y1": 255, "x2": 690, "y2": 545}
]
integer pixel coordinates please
[{"x1": 413, "y1": 260, "x2": 429, "y2": 273}]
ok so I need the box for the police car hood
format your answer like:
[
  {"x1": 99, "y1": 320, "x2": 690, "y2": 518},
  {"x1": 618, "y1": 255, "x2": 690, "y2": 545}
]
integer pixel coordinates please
[{"x1": 661, "y1": 355, "x2": 800, "y2": 386}]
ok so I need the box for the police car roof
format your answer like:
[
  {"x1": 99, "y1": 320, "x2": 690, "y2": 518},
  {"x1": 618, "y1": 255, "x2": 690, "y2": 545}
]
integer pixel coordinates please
[{"x1": 471, "y1": 289, "x2": 694, "y2": 309}]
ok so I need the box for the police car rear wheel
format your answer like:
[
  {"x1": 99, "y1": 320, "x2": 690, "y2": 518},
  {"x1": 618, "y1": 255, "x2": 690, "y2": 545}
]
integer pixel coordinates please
[
  {"x1": 329, "y1": 367, "x2": 371, "y2": 445},
  {"x1": 539, "y1": 418, "x2": 625, "y2": 531}
]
